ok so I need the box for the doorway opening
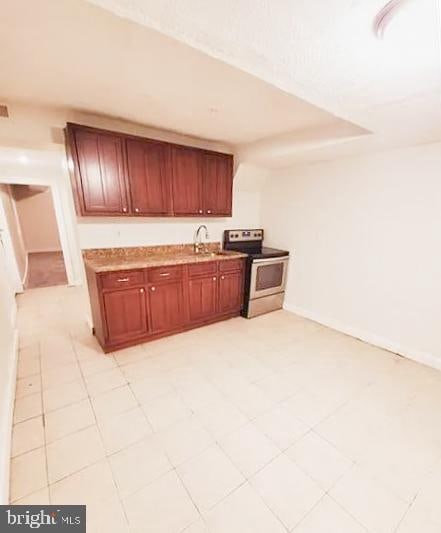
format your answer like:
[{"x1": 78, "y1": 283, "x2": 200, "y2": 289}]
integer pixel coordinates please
[{"x1": 0, "y1": 183, "x2": 68, "y2": 291}]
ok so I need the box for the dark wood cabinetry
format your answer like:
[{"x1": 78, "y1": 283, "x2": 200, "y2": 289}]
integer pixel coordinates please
[
  {"x1": 218, "y1": 271, "x2": 243, "y2": 314},
  {"x1": 203, "y1": 153, "x2": 233, "y2": 216},
  {"x1": 67, "y1": 123, "x2": 233, "y2": 218},
  {"x1": 171, "y1": 146, "x2": 203, "y2": 215},
  {"x1": 148, "y1": 280, "x2": 185, "y2": 334},
  {"x1": 71, "y1": 128, "x2": 130, "y2": 215},
  {"x1": 103, "y1": 287, "x2": 148, "y2": 344},
  {"x1": 126, "y1": 139, "x2": 172, "y2": 216},
  {"x1": 86, "y1": 258, "x2": 244, "y2": 352},
  {"x1": 188, "y1": 274, "x2": 218, "y2": 323}
]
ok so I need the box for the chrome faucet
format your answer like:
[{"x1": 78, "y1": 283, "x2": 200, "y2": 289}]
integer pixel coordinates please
[{"x1": 194, "y1": 225, "x2": 209, "y2": 254}]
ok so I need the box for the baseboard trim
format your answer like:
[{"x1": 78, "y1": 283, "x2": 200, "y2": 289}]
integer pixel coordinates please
[
  {"x1": 284, "y1": 302, "x2": 441, "y2": 371},
  {"x1": 0, "y1": 328, "x2": 19, "y2": 504}
]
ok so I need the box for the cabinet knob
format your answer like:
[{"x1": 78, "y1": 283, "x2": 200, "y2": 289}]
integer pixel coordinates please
[
  {"x1": 198, "y1": 209, "x2": 203, "y2": 214},
  {"x1": 135, "y1": 208, "x2": 139, "y2": 213},
  {"x1": 207, "y1": 210, "x2": 212, "y2": 214},
  {"x1": 140, "y1": 288, "x2": 144, "y2": 293},
  {"x1": 151, "y1": 286, "x2": 156, "y2": 291},
  {"x1": 122, "y1": 207, "x2": 127, "y2": 213},
  {"x1": 213, "y1": 277, "x2": 217, "y2": 281},
  {"x1": 221, "y1": 275, "x2": 225, "y2": 280}
]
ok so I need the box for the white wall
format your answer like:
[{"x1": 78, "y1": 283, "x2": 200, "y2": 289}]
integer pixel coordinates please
[
  {"x1": 15, "y1": 188, "x2": 62, "y2": 253},
  {"x1": 262, "y1": 142, "x2": 441, "y2": 368},
  {"x1": 0, "y1": 238, "x2": 18, "y2": 503}
]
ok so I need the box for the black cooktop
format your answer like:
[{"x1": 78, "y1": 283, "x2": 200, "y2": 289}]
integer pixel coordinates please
[{"x1": 248, "y1": 247, "x2": 290, "y2": 260}]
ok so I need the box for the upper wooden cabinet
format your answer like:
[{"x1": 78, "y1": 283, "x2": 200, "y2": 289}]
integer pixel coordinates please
[
  {"x1": 171, "y1": 146, "x2": 203, "y2": 216},
  {"x1": 203, "y1": 152, "x2": 233, "y2": 216},
  {"x1": 126, "y1": 138, "x2": 172, "y2": 216},
  {"x1": 69, "y1": 127, "x2": 130, "y2": 216},
  {"x1": 66, "y1": 123, "x2": 234, "y2": 218}
]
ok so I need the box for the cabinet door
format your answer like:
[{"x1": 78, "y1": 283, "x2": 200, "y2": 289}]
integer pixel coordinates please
[
  {"x1": 73, "y1": 128, "x2": 129, "y2": 215},
  {"x1": 126, "y1": 139, "x2": 172, "y2": 215},
  {"x1": 188, "y1": 275, "x2": 218, "y2": 323},
  {"x1": 218, "y1": 271, "x2": 243, "y2": 314},
  {"x1": 148, "y1": 281, "x2": 184, "y2": 334},
  {"x1": 202, "y1": 153, "x2": 233, "y2": 216},
  {"x1": 103, "y1": 287, "x2": 148, "y2": 344},
  {"x1": 171, "y1": 146, "x2": 202, "y2": 215}
]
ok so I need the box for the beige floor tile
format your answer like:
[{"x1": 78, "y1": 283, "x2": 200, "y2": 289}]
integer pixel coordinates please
[
  {"x1": 182, "y1": 519, "x2": 210, "y2": 533},
  {"x1": 16, "y1": 374, "x2": 42, "y2": 399},
  {"x1": 87, "y1": 493, "x2": 129, "y2": 533},
  {"x1": 79, "y1": 355, "x2": 117, "y2": 378},
  {"x1": 109, "y1": 436, "x2": 172, "y2": 499},
  {"x1": 41, "y1": 361, "x2": 82, "y2": 389},
  {"x1": 193, "y1": 398, "x2": 249, "y2": 439},
  {"x1": 85, "y1": 367, "x2": 127, "y2": 397},
  {"x1": 12, "y1": 416, "x2": 45, "y2": 457},
  {"x1": 254, "y1": 404, "x2": 309, "y2": 450},
  {"x1": 50, "y1": 459, "x2": 116, "y2": 505},
  {"x1": 17, "y1": 354, "x2": 40, "y2": 379},
  {"x1": 205, "y1": 482, "x2": 286, "y2": 533},
  {"x1": 254, "y1": 371, "x2": 300, "y2": 403},
  {"x1": 44, "y1": 399, "x2": 96, "y2": 443},
  {"x1": 141, "y1": 392, "x2": 193, "y2": 432},
  {"x1": 282, "y1": 388, "x2": 345, "y2": 427},
  {"x1": 113, "y1": 345, "x2": 148, "y2": 366},
  {"x1": 91, "y1": 385, "x2": 137, "y2": 420},
  {"x1": 396, "y1": 500, "x2": 441, "y2": 533},
  {"x1": 219, "y1": 423, "x2": 280, "y2": 478},
  {"x1": 43, "y1": 379, "x2": 88, "y2": 413},
  {"x1": 14, "y1": 392, "x2": 42, "y2": 423},
  {"x1": 177, "y1": 444, "x2": 245, "y2": 511},
  {"x1": 123, "y1": 470, "x2": 199, "y2": 533},
  {"x1": 224, "y1": 382, "x2": 275, "y2": 418},
  {"x1": 10, "y1": 447, "x2": 47, "y2": 501},
  {"x1": 97, "y1": 407, "x2": 152, "y2": 454},
  {"x1": 330, "y1": 465, "x2": 409, "y2": 533},
  {"x1": 12, "y1": 487, "x2": 50, "y2": 505},
  {"x1": 158, "y1": 416, "x2": 214, "y2": 466},
  {"x1": 286, "y1": 431, "x2": 353, "y2": 490},
  {"x1": 46, "y1": 426, "x2": 105, "y2": 483},
  {"x1": 250, "y1": 454, "x2": 324, "y2": 530},
  {"x1": 129, "y1": 374, "x2": 176, "y2": 405},
  {"x1": 293, "y1": 495, "x2": 367, "y2": 533}
]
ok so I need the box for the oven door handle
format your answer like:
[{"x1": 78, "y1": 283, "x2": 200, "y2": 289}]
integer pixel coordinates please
[{"x1": 252, "y1": 256, "x2": 289, "y2": 265}]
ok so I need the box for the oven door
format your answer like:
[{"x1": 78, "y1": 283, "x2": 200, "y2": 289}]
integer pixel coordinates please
[{"x1": 249, "y1": 256, "x2": 289, "y2": 300}]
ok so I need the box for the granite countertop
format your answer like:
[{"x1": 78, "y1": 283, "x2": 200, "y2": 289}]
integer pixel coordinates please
[{"x1": 83, "y1": 243, "x2": 248, "y2": 273}]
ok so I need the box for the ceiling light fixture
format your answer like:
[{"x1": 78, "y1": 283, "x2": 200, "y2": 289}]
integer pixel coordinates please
[{"x1": 373, "y1": 0, "x2": 415, "y2": 38}]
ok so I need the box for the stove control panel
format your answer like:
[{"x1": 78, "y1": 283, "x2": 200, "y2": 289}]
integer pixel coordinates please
[{"x1": 225, "y1": 229, "x2": 264, "y2": 242}]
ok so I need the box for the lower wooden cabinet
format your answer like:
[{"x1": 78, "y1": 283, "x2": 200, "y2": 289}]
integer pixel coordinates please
[
  {"x1": 103, "y1": 287, "x2": 148, "y2": 345},
  {"x1": 188, "y1": 274, "x2": 218, "y2": 323},
  {"x1": 87, "y1": 258, "x2": 244, "y2": 352},
  {"x1": 148, "y1": 280, "x2": 185, "y2": 334},
  {"x1": 218, "y1": 271, "x2": 243, "y2": 314}
]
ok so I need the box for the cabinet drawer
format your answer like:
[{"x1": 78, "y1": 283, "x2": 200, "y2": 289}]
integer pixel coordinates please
[
  {"x1": 100, "y1": 270, "x2": 145, "y2": 290},
  {"x1": 147, "y1": 265, "x2": 183, "y2": 283},
  {"x1": 188, "y1": 261, "x2": 217, "y2": 278},
  {"x1": 219, "y1": 259, "x2": 244, "y2": 273}
]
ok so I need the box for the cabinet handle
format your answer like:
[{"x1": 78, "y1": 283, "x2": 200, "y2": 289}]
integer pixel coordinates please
[
  {"x1": 140, "y1": 288, "x2": 144, "y2": 293},
  {"x1": 117, "y1": 278, "x2": 129, "y2": 282},
  {"x1": 198, "y1": 209, "x2": 203, "y2": 214},
  {"x1": 221, "y1": 275, "x2": 225, "y2": 280},
  {"x1": 213, "y1": 277, "x2": 217, "y2": 281},
  {"x1": 151, "y1": 286, "x2": 156, "y2": 291},
  {"x1": 159, "y1": 272, "x2": 171, "y2": 277},
  {"x1": 207, "y1": 210, "x2": 212, "y2": 214},
  {"x1": 134, "y1": 208, "x2": 140, "y2": 213},
  {"x1": 122, "y1": 207, "x2": 127, "y2": 213}
]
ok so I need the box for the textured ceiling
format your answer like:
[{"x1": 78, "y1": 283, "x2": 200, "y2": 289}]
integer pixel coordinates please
[
  {"x1": 86, "y1": 0, "x2": 441, "y2": 165},
  {"x1": 0, "y1": 0, "x2": 365, "y2": 153},
  {"x1": 1, "y1": 0, "x2": 440, "y2": 166}
]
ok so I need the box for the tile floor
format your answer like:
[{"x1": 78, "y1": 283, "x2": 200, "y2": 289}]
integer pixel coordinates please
[{"x1": 10, "y1": 285, "x2": 441, "y2": 532}]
